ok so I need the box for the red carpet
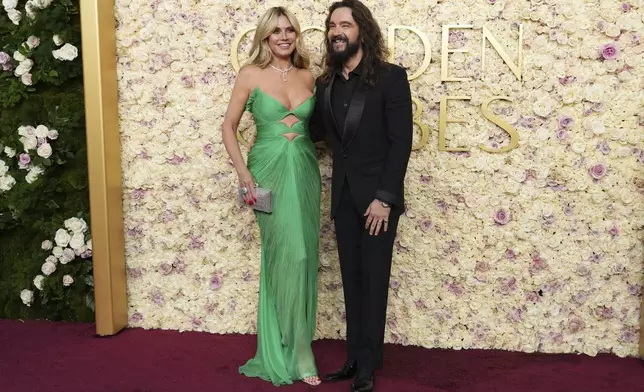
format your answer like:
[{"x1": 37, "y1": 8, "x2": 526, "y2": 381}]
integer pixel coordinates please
[{"x1": 1, "y1": 319, "x2": 643, "y2": 392}]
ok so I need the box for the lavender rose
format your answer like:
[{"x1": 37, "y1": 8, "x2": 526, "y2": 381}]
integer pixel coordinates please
[
  {"x1": 558, "y1": 115, "x2": 573, "y2": 128},
  {"x1": 158, "y1": 262, "x2": 173, "y2": 275},
  {"x1": 210, "y1": 274, "x2": 223, "y2": 290},
  {"x1": 0, "y1": 51, "x2": 10, "y2": 64},
  {"x1": 600, "y1": 43, "x2": 619, "y2": 60},
  {"x1": 588, "y1": 163, "x2": 607, "y2": 179},
  {"x1": 130, "y1": 312, "x2": 143, "y2": 323},
  {"x1": 19, "y1": 153, "x2": 31, "y2": 165},
  {"x1": 494, "y1": 209, "x2": 510, "y2": 225}
]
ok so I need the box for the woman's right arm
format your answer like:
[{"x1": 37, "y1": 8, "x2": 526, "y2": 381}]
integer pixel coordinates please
[{"x1": 221, "y1": 67, "x2": 256, "y2": 205}]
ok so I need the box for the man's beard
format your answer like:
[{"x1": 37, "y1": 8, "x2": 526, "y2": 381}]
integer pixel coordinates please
[{"x1": 328, "y1": 35, "x2": 360, "y2": 67}]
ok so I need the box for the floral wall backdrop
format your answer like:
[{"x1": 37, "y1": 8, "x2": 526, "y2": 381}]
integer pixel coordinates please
[{"x1": 115, "y1": 0, "x2": 644, "y2": 357}]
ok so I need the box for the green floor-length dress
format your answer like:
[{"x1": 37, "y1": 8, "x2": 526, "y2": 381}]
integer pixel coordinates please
[{"x1": 238, "y1": 87, "x2": 321, "y2": 385}]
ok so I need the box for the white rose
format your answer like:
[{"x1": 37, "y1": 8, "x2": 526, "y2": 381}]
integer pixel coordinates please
[
  {"x1": 52, "y1": 246, "x2": 63, "y2": 257},
  {"x1": 33, "y1": 275, "x2": 45, "y2": 290},
  {"x1": 20, "y1": 135, "x2": 37, "y2": 151},
  {"x1": 613, "y1": 345, "x2": 629, "y2": 358},
  {"x1": 583, "y1": 343, "x2": 598, "y2": 357},
  {"x1": 53, "y1": 35, "x2": 64, "y2": 46},
  {"x1": 7, "y1": 9, "x2": 21, "y2": 25},
  {"x1": 45, "y1": 255, "x2": 57, "y2": 264},
  {"x1": 52, "y1": 43, "x2": 78, "y2": 61},
  {"x1": 533, "y1": 98, "x2": 553, "y2": 117},
  {"x1": 86, "y1": 239, "x2": 92, "y2": 250},
  {"x1": 54, "y1": 228, "x2": 71, "y2": 247},
  {"x1": 12, "y1": 50, "x2": 26, "y2": 62},
  {"x1": 69, "y1": 232, "x2": 85, "y2": 250},
  {"x1": 41, "y1": 260, "x2": 56, "y2": 275},
  {"x1": 64, "y1": 217, "x2": 87, "y2": 233},
  {"x1": 62, "y1": 275, "x2": 74, "y2": 286},
  {"x1": 0, "y1": 160, "x2": 7, "y2": 176},
  {"x1": 3, "y1": 0, "x2": 19, "y2": 10},
  {"x1": 605, "y1": 24, "x2": 620, "y2": 37},
  {"x1": 17, "y1": 125, "x2": 32, "y2": 136},
  {"x1": 41, "y1": 240, "x2": 53, "y2": 250},
  {"x1": 584, "y1": 118, "x2": 605, "y2": 135},
  {"x1": 0, "y1": 175, "x2": 16, "y2": 191},
  {"x1": 4, "y1": 146, "x2": 16, "y2": 157},
  {"x1": 584, "y1": 84, "x2": 604, "y2": 103},
  {"x1": 33, "y1": 0, "x2": 53, "y2": 8},
  {"x1": 25, "y1": 166, "x2": 43, "y2": 183},
  {"x1": 60, "y1": 248, "x2": 75, "y2": 264},
  {"x1": 34, "y1": 125, "x2": 49, "y2": 138},
  {"x1": 36, "y1": 142, "x2": 52, "y2": 158},
  {"x1": 21, "y1": 73, "x2": 32, "y2": 86},
  {"x1": 74, "y1": 244, "x2": 88, "y2": 256},
  {"x1": 14, "y1": 59, "x2": 33, "y2": 76},
  {"x1": 47, "y1": 129, "x2": 58, "y2": 139},
  {"x1": 25, "y1": 1, "x2": 35, "y2": 18},
  {"x1": 20, "y1": 289, "x2": 34, "y2": 306},
  {"x1": 26, "y1": 35, "x2": 40, "y2": 49},
  {"x1": 571, "y1": 142, "x2": 585, "y2": 154},
  {"x1": 561, "y1": 88, "x2": 578, "y2": 104}
]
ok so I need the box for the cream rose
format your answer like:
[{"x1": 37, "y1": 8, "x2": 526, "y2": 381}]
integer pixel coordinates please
[
  {"x1": 52, "y1": 43, "x2": 78, "y2": 61},
  {"x1": 64, "y1": 217, "x2": 88, "y2": 233},
  {"x1": 54, "y1": 228, "x2": 71, "y2": 247},
  {"x1": 33, "y1": 275, "x2": 45, "y2": 290},
  {"x1": 62, "y1": 275, "x2": 74, "y2": 286},
  {"x1": 69, "y1": 233, "x2": 85, "y2": 250},
  {"x1": 36, "y1": 142, "x2": 52, "y2": 158},
  {"x1": 41, "y1": 261, "x2": 56, "y2": 276},
  {"x1": 20, "y1": 289, "x2": 34, "y2": 306}
]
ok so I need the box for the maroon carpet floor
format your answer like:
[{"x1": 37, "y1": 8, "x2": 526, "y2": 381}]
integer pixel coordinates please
[{"x1": 1, "y1": 319, "x2": 643, "y2": 392}]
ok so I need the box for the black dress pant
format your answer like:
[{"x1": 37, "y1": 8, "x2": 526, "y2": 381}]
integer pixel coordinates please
[{"x1": 333, "y1": 179, "x2": 400, "y2": 378}]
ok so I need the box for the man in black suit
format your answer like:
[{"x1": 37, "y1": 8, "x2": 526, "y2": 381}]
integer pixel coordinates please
[{"x1": 309, "y1": 1, "x2": 413, "y2": 391}]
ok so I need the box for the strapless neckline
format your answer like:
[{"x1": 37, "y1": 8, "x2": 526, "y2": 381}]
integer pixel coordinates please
[{"x1": 252, "y1": 87, "x2": 315, "y2": 113}]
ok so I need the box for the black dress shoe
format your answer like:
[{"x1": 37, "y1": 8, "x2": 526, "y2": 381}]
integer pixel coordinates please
[
  {"x1": 351, "y1": 374, "x2": 374, "y2": 392},
  {"x1": 324, "y1": 360, "x2": 357, "y2": 382}
]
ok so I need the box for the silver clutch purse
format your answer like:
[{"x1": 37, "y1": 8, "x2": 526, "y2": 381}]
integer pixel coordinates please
[{"x1": 237, "y1": 186, "x2": 272, "y2": 213}]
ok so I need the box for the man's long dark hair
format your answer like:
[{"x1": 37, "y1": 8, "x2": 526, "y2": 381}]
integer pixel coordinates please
[{"x1": 320, "y1": 0, "x2": 389, "y2": 87}]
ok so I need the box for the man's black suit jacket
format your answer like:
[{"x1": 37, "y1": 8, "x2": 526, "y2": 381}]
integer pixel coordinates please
[{"x1": 309, "y1": 63, "x2": 413, "y2": 218}]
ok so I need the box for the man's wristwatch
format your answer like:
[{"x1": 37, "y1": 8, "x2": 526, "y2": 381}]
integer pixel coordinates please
[{"x1": 378, "y1": 200, "x2": 390, "y2": 209}]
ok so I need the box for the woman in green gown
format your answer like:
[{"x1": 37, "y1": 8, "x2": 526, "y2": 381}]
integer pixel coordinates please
[{"x1": 220, "y1": 7, "x2": 321, "y2": 387}]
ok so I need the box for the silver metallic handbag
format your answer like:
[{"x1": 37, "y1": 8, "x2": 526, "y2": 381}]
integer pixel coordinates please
[{"x1": 237, "y1": 186, "x2": 272, "y2": 213}]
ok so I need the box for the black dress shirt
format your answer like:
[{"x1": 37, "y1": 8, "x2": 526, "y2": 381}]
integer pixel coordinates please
[{"x1": 331, "y1": 64, "x2": 362, "y2": 138}]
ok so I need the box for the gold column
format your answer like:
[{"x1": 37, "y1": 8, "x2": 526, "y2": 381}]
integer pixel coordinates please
[{"x1": 80, "y1": 0, "x2": 128, "y2": 336}]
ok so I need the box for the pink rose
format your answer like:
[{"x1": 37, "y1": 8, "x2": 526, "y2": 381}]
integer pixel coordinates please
[
  {"x1": 210, "y1": 274, "x2": 223, "y2": 290},
  {"x1": 588, "y1": 163, "x2": 607, "y2": 179},
  {"x1": 19, "y1": 153, "x2": 31, "y2": 165},
  {"x1": 494, "y1": 209, "x2": 510, "y2": 225},
  {"x1": 600, "y1": 43, "x2": 619, "y2": 60}
]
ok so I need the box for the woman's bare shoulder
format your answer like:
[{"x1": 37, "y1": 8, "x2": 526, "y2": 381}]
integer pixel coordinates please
[{"x1": 298, "y1": 68, "x2": 315, "y2": 90}]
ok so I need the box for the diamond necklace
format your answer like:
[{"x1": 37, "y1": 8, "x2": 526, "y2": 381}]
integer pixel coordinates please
[{"x1": 269, "y1": 63, "x2": 293, "y2": 81}]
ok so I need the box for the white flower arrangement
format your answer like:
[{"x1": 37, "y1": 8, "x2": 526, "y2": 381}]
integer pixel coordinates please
[
  {"x1": 21, "y1": 217, "x2": 93, "y2": 305},
  {"x1": 0, "y1": 159, "x2": 16, "y2": 193}
]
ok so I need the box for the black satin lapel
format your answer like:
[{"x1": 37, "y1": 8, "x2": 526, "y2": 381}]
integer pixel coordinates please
[
  {"x1": 341, "y1": 81, "x2": 367, "y2": 151},
  {"x1": 324, "y1": 75, "x2": 339, "y2": 135}
]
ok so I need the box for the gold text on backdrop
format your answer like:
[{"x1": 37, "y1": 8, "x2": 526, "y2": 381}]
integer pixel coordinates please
[{"x1": 231, "y1": 24, "x2": 524, "y2": 152}]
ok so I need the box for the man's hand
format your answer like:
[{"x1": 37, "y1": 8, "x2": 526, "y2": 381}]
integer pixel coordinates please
[{"x1": 364, "y1": 199, "x2": 391, "y2": 236}]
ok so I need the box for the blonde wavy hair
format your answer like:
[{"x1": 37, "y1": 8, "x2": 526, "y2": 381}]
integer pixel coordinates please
[{"x1": 244, "y1": 7, "x2": 310, "y2": 70}]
